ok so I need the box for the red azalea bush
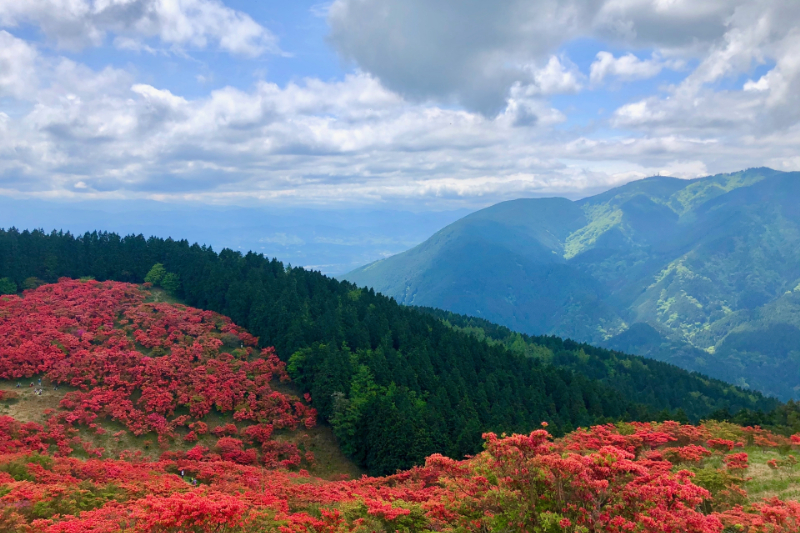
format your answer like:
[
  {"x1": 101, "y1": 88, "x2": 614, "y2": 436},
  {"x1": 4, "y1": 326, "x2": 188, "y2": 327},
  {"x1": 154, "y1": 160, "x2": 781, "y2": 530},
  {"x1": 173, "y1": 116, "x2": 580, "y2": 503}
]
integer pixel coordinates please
[
  {"x1": 725, "y1": 452, "x2": 750, "y2": 471},
  {"x1": 0, "y1": 390, "x2": 20, "y2": 401},
  {"x1": 0, "y1": 279, "x2": 315, "y2": 465}
]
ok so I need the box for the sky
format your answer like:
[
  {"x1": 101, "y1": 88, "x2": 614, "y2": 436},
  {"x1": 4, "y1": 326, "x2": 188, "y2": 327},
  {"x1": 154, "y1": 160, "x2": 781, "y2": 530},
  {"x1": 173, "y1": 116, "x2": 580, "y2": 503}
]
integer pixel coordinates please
[{"x1": 0, "y1": 0, "x2": 799, "y2": 211}]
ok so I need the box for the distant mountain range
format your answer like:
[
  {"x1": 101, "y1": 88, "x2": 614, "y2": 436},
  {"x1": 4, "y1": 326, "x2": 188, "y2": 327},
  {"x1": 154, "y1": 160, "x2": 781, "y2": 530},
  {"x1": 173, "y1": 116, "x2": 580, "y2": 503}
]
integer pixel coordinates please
[
  {"x1": 0, "y1": 197, "x2": 468, "y2": 275},
  {"x1": 344, "y1": 168, "x2": 800, "y2": 400}
]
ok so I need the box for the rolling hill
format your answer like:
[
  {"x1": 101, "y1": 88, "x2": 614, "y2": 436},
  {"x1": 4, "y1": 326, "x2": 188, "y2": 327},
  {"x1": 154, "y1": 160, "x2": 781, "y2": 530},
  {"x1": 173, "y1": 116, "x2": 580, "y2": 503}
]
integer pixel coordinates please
[{"x1": 344, "y1": 168, "x2": 800, "y2": 400}]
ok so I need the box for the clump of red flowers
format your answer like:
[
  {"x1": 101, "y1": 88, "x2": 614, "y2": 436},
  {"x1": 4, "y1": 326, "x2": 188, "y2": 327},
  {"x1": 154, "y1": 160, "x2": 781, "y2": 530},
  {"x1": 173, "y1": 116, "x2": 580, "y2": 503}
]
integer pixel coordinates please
[
  {"x1": 1, "y1": 418, "x2": 797, "y2": 532},
  {"x1": 0, "y1": 279, "x2": 315, "y2": 466}
]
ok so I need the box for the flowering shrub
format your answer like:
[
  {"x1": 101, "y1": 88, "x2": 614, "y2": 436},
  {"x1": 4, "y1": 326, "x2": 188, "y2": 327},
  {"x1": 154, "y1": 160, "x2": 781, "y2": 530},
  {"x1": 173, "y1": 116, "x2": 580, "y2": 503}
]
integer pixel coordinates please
[
  {"x1": 707, "y1": 438, "x2": 737, "y2": 451},
  {"x1": 0, "y1": 420, "x2": 795, "y2": 532},
  {"x1": 725, "y1": 452, "x2": 750, "y2": 471},
  {"x1": 0, "y1": 390, "x2": 19, "y2": 401},
  {"x1": 0, "y1": 279, "x2": 315, "y2": 465},
  {"x1": 1, "y1": 410, "x2": 800, "y2": 532}
]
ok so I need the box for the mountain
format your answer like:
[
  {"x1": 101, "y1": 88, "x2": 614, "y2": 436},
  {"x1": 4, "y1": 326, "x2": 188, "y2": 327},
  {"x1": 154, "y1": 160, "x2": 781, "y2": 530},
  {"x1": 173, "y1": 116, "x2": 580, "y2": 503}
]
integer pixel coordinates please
[
  {"x1": 344, "y1": 168, "x2": 800, "y2": 400},
  {"x1": 0, "y1": 228, "x2": 777, "y2": 474}
]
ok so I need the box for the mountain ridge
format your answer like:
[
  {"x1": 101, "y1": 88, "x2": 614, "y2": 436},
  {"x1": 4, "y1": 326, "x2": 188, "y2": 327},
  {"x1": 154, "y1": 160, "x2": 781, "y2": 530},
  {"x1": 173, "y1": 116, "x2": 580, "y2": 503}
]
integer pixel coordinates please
[{"x1": 344, "y1": 167, "x2": 800, "y2": 400}]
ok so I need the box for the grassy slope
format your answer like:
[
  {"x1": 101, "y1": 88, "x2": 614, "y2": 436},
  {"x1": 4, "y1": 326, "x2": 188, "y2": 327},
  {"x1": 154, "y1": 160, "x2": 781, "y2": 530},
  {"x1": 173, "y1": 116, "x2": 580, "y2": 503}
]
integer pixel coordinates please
[
  {"x1": 346, "y1": 197, "x2": 625, "y2": 342},
  {"x1": 744, "y1": 447, "x2": 800, "y2": 502}
]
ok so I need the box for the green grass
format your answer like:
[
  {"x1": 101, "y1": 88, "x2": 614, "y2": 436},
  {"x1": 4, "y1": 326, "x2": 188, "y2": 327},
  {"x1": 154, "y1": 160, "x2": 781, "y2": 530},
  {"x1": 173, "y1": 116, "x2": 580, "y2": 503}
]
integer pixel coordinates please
[{"x1": 743, "y1": 446, "x2": 800, "y2": 502}]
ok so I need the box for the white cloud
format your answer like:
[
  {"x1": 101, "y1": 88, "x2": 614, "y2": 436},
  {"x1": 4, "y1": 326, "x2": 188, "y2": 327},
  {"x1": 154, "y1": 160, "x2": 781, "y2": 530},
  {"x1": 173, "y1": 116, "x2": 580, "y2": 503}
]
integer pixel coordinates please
[
  {"x1": 0, "y1": 52, "x2": 599, "y2": 204},
  {"x1": 325, "y1": 0, "x2": 800, "y2": 131},
  {"x1": 590, "y1": 52, "x2": 672, "y2": 84},
  {"x1": 0, "y1": 31, "x2": 39, "y2": 99},
  {"x1": 743, "y1": 76, "x2": 769, "y2": 92},
  {"x1": 530, "y1": 56, "x2": 583, "y2": 95},
  {"x1": 609, "y1": 0, "x2": 800, "y2": 135},
  {"x1": 326, "y1": 0, "x2": 600, "y2": 114},
  {"x1": 132, "y1": 84, "x2": 188, "y2": 109},
  {"x1": 309, "y1": 3, "x2": 332, "y2": 18},
  {"x1": 325, "y1": 0, "x2": 766, "y2": 114},
  {"x1": 0, "y1": 0, "x2": 799, "y2": 208},
  {"x1": 594, "y1": 0, "x2": 744, "y2": 52},
  {"x1": 0, "y1": 49, "x2": 795, "y2": 208},
  {"x1": 0, "y1": 0, "x2": 278, "y2": 56}
]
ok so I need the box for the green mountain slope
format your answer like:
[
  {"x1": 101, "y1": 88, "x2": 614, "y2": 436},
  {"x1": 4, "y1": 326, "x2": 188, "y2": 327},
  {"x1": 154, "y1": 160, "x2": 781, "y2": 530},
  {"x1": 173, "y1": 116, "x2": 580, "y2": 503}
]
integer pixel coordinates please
[
  {"x1": 416, "y1": 306, "x2": 774, "y2": 420},
  {"x1": 344, "y1": 168, "x2": 800, "y2": 400}
]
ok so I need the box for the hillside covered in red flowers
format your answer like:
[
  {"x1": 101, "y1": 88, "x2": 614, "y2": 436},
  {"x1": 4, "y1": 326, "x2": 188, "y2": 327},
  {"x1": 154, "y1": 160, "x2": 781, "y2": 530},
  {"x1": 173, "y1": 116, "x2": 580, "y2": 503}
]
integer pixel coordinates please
[
  {"x1": 2, "y1": 280, "x2": 800, "y2": 532},
  {"x1": 0, "y1": 279, "x2": 316, "y2": 468}
]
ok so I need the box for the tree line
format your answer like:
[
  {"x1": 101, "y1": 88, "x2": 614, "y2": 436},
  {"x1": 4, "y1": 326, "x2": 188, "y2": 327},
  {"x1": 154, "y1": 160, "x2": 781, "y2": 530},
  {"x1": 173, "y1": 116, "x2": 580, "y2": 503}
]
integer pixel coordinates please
[{"x1": 416, "y1": 307, "x2": 779, "y2": 421}]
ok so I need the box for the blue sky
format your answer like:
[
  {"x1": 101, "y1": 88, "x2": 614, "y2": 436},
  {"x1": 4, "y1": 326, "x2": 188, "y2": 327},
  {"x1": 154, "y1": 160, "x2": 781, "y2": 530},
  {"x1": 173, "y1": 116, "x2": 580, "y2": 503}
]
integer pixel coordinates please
[
  {"x1": 0, "y1": 0, "x2": 798, "y2": 211},
  {"x1": 67, "y1": 2, "x2": 341, "y2": 96}
]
